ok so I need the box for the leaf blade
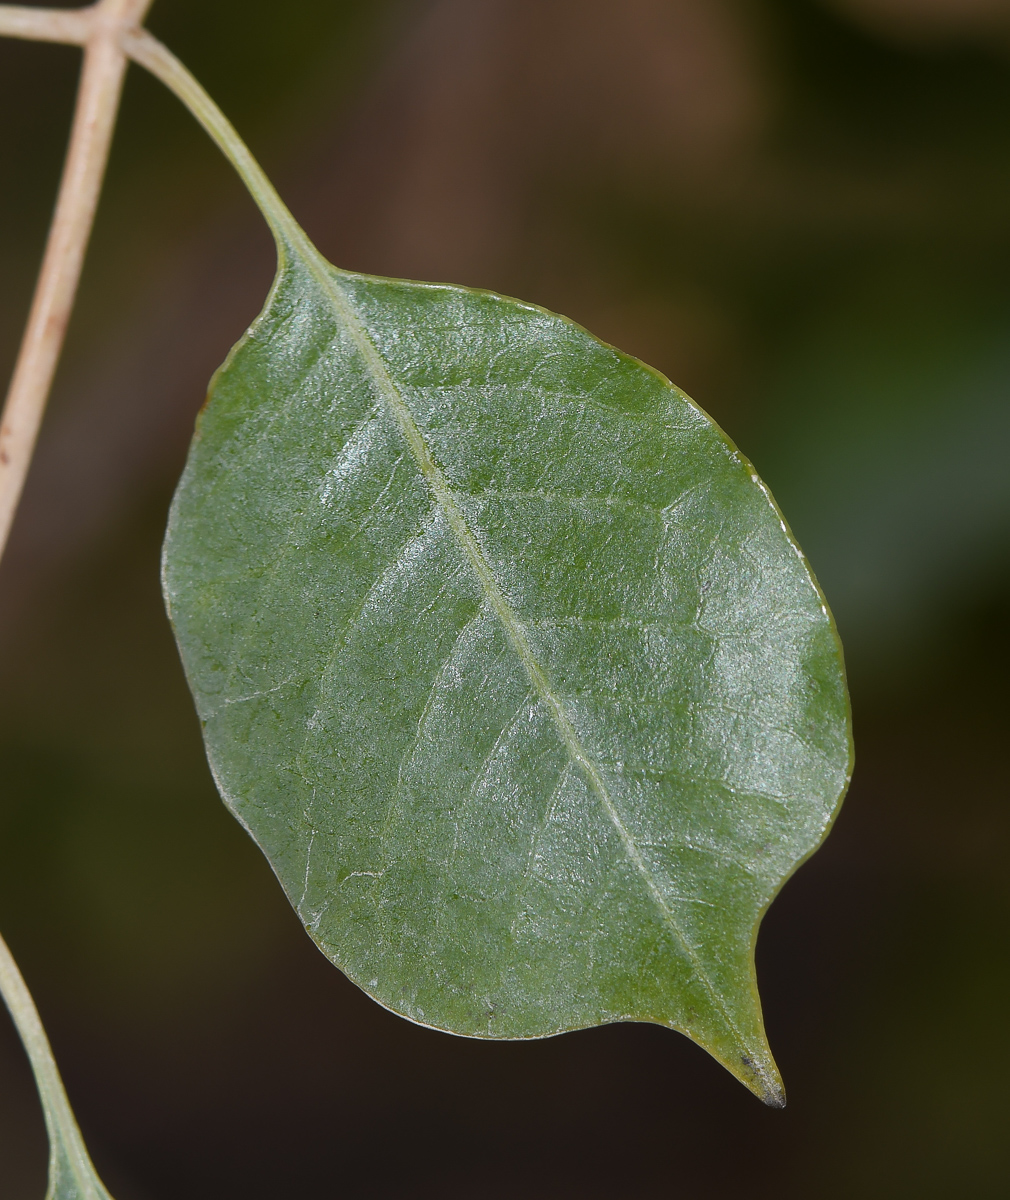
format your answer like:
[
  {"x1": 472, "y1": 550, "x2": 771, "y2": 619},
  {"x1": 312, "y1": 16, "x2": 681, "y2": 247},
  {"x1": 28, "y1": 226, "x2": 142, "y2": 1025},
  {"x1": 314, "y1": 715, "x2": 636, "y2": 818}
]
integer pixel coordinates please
[{"x1": 164, "y1": 240, "x2": 852, "y2": 1104}]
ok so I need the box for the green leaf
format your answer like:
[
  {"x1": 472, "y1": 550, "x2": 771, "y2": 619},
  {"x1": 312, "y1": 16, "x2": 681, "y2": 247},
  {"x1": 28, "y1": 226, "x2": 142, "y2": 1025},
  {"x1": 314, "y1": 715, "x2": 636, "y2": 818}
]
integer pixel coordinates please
[
  {"x1": 0, "y1": 936, "x2": 114, "y2": 1200},
  {"x1": 162, "y1": 231, "x2": 851, "y2": 1106}
]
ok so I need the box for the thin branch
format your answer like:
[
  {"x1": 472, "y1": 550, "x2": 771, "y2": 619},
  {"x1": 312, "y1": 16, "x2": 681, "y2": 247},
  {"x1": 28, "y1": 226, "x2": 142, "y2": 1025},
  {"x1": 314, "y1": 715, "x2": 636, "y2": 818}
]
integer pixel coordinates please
[
  {"x1": 0, "y1": 11, "x2": 154, "y2": 1197},
  {"x1": 0, "y1": 3, "x2": 91, "y2": 45},
  {"x1": 0, "y1": 0, "x2": 154, "y2": 561}
]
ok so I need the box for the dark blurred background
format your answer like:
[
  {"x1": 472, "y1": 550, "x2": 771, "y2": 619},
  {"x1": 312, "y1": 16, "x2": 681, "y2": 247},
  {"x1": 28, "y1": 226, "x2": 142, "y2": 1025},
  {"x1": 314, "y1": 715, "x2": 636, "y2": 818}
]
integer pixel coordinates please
[{"x1": 1, "y1": 0, "x2": 1008, "y2": 1195}]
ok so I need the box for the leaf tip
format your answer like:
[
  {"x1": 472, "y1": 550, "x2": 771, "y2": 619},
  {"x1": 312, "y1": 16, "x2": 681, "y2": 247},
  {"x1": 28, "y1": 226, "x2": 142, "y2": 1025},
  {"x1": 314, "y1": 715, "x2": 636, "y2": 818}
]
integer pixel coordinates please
[{"x1": 736, "y1": 1052, "x2": 786, "y2": 1108}]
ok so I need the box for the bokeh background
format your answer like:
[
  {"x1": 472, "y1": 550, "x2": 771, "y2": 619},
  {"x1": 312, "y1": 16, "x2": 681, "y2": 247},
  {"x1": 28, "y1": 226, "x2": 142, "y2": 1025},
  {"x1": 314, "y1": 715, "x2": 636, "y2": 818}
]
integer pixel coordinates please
[{"x1": 1, "y1": 0, "x2": 1008, "y2": 1195}]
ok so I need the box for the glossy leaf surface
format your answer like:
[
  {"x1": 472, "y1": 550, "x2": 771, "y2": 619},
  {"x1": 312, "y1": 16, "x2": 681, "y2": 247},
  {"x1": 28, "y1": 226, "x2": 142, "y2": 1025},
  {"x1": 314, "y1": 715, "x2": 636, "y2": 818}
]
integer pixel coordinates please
[{"x1": 163, "y1": 232, "x2": 851, "y2": 1105}]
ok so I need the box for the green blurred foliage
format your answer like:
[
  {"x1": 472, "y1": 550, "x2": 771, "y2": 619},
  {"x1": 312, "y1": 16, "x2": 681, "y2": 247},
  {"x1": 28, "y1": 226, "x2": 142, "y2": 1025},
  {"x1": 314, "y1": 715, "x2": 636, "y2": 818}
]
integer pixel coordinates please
[{"x1": 1, "y1": 0, "x2": 1008, "y2": 1196}]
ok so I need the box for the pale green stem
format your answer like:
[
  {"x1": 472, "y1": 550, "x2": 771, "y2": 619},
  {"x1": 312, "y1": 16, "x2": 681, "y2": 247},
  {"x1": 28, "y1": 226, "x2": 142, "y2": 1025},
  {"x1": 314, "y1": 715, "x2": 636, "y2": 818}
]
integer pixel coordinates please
[
  {"x1": 124, "y1": 29, "x2": 312, "y2": 259},
  {"x1": 0, "y1": 933, "x2": 110, "y2": 1198}
]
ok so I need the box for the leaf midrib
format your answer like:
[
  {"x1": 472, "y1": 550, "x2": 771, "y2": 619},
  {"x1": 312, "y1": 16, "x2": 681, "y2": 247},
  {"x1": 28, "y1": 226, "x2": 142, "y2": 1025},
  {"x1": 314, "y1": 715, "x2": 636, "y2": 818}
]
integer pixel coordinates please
[{"x1": 295, "y1": 246, "x2": 754, "y2": 1063}]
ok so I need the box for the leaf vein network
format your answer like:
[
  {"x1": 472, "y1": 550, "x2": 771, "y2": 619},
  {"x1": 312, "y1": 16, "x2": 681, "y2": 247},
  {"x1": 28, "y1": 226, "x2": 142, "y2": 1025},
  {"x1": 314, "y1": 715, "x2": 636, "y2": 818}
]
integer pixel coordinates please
[{"x1": 298, "y1": 254, "x2": 755, "y2": 1057}]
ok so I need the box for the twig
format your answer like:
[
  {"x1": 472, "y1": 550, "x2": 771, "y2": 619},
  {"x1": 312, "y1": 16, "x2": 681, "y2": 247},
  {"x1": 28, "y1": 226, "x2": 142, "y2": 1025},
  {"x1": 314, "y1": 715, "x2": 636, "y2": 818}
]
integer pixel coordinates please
[
  {"x1": 0, "y1": 11, "x2": 156, "y2": 1195},
  {"x1": 0, "y1": 3, "x2": 90, "y2": 43},
  {"x1": 0, "y1": 0, "x2": 154, "y2": 561}
]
